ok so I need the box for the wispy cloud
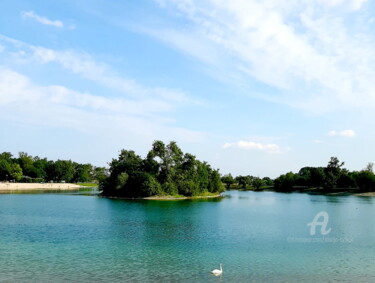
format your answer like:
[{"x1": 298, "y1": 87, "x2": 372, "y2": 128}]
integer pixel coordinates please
[
  {"x1": 0, "y1": 66, "x2": 206, "y2": 143},
  {"x1": 328, "y1": 129, "x2": 356, "y2": 137},
  {"x1": 222, "y1": 140, "x2": 282, "y2": 154},
  {"x1": 150, "y1": 0, "x2": 375, "y2": 113},
  {"x1": 21, "y1": 11, "x2": 74, "y2": 29},
  {"x1": 31, "y1": 46, "x2": 190, "y2": 102},
  {"x1": 0, "y1": 34, "x2": 192, "y2": 104},
  {"x1": 0, "y1": 34, "x2": 205, "y2": 143}
]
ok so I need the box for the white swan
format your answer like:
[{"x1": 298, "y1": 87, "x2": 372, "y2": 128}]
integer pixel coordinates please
[{"x1": 211, "y1": 264, "x2": 223, "y2": 276}]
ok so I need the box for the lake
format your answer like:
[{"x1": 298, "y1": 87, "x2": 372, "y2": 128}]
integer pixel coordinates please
[{"x1": 1, "y1": 190, "x2": 375, "y2": 282}]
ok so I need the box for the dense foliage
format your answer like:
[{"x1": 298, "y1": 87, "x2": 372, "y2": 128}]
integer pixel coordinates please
[
  {"x1": 0, "y1": 152, "x2": 107, "y2": 183},
  {"x1": 100, "y1": 141, "x2": 225, "y2": 197},
  {"x1": 221, "y1": 157, "x2": 375, "y2": 193},
  {"x1": 274, "y1": 157, "x2": 375, "y2": 192},
  {"x1": 221, "y1": 173, "x2": 274, "y2": 190}
]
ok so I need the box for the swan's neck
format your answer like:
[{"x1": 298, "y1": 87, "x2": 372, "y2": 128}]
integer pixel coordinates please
[{"x1": 220, "y1": 264, "x2": 222, "y2": 271}]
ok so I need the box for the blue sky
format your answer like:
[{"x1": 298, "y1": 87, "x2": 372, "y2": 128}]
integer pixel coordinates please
[{"x1": 1, "y1": 0, "x2": 375, "y2": 177}]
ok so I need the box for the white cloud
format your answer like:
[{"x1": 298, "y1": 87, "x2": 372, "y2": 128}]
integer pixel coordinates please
[
  {"x1": 328, "y1": 129, "x2": 356, "y2": 137},
  {"x1": 0, "y1": 67, "x2": 206, "y2": 143},
  {"x1": 30, "y1": 46, "x2": 191, "y2": 103},
  {"x1": 0, "y1": 34, "x2": 192, "y2": 104},
  {"x1": 0, "y1": 35, "x2": 206, "y2": 144},
  {"x1": 150, "y1": 0, "x2": 375, "y2": 113},
  {"x1": 222, "y1": 140, "x2": 282, "y2": 154},
  {"x1": 21, "y1": 11, "x2": 63, "y2": 28},
  {"x1": 21, "y1": 11, "x2": 71, "y2": 29},
  {"x1": 137, "y1": 25, "x2": 223, "y2": 66},
  {"x1": 315, "y1": 0, "x2": 368, "y2": 10}
]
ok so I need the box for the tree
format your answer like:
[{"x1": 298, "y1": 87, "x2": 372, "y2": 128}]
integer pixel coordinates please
[
  {"x1": 147, "y1": 141, "x2": 183, "y2": 184},
  {"x1": 53, "y1": 160, "x2": 75, "y2": 182},
  {"x1": 309, "y1": 167, "x2": 325, "y2": 188},
  {"x1": 73, "y1": 163, "x2": 93, "y2": 183},
  {"x1": 0, "y1": 152, "x2": 12, "y2": 181},
  {"x1": 324, "y1": 157, "x2": 345, "y2": 190},
  {"x1": 235, "y1": 175, "x2": 248, "y2": 189},
  {"x1": 274, "y1": 172, "x2": 297, "y2": 192},
  {"x1": 10, "y1": 163, "x2": 23, "y2": 181},
  {"x1": 208, "y1": 170, "x2": 224, "y2": 193},
  {"x1": 337, "y1": 170, "x2": 356, "y2": 188},
  {"x1": 18, "y1": 152, "x2": 36, "y2": 178},
  {"x1": 252, "y1": 177, "x2": 264, "y2": 190},
  {"x1": 262, "y1": 177, "x2": 274, "y2": 187},
  {"x1": 364, "y1": 162, "x2": 374, "y2": 173},
  {"x1": 33, "y1": 157, "x2": 48, "y2": 180},
  {"x1": 356, "y1": 170, "x2": 375, "y2": 192},
  {"x1": 221, "y1": 174, "x2": 234, "y2": 189},
  {"x1": 93, "y1": 167, "x2": 108, "y2": 184}
]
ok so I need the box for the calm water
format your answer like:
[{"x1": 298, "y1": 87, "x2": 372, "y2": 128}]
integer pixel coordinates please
[{"x1": 1, "y1": 190, "x2": 375, "y2": 282}]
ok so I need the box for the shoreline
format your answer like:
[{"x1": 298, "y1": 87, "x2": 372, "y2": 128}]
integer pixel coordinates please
[
  {"x1": 235, "y1": 188, "x2": 375, "y2": 197},
  {"x1": 103, "y1": 194, "x2": 223, "y2": 201},
  {"x1": 144, "y1": 194, "x2": 223, "y2": 200},
  {"x1": 354, "y1": 192, "x2": 375, "y2": 197},
  {"x1": 0, "y1": 182, "x2": 84, "y2": 192}
]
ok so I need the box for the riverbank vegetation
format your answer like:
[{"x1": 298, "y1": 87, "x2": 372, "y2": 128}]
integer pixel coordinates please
[
  {"x1": 221, "y1": 174, "x2": 274, "y2": 191},
  {"x1": 0, "y1": 152, "x2": 107, "y2": 184},
  {"x1": 274, "y1": 157, "x2": 375, "y2": 193},
  {"x1": 3, "y1": 149, "x2": 373, "y2": 196},
  {"x1": 222, "y1": 157, "x2": 375, "y2": 194},
  {"x1": 100, "y1": 141, "x2": 224, "y2": 198}
]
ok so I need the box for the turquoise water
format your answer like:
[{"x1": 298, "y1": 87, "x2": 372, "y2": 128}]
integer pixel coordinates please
[{"x1": 1, "y1": 190, "x2": 375, "y2": 282}]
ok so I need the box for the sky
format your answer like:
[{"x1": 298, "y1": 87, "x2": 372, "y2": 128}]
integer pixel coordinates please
[{"x1": 1, "y1": 0, "x2": 375, "y2": 178}]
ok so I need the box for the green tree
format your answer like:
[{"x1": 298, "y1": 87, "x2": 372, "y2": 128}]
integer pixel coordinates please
[
  {"x1": 337, "y1": 170, "x2": 356, "y2": 188},
  {"x1": 235, "y1": 175, "x2": 248, "y2": 189},
  {"x1": 208, "y1": 170, "x2": 224, "y2": 193},
  {"x1": 93, "y1": 167, "x2": 108, "y2": 183},
  {"x1": 274, "y1": 172, "x2": 297, "y2": 192},
  {"x1": 253, "y1": 177, "x2": 264, "y2": 190},
  {"x1": 18, "y1": 152, "x2": 35, "y2": 178},
  {"x1": 73, "y1": 163, "x2": 93, "y2": 183},
  {"x1": 0, "y1": 152, "x2": 13, "y2": 180},
  {"x1": 221, "y1": 174, "x2": 234, "y2": 189},
  {"x1": 33, "y1": 157, "x2": 48, "y2": 180},
  {"x1": 324, "y1": 157, "x2": 345, "y2": 190},
  {"x1": 53, "y1": 160, "x2": 75, "y2": 182},
  {"x1": 356, "y1": 170, "x2": 375, "y2": 192},
  {"x1": 262, "y1": 177, "x2": 274, "y2": 187},
  {"x1": 10, "y1": 163, "x2": 23, "y2": 181}
]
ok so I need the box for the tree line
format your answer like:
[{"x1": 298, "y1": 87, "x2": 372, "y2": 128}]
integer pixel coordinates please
[
  {"x1": 274, "y1": 157, "x2": 375, "y2": 192},
  {"x1": 221, "y1": 174, "x2": 274, "y2": 190},
  {"x1": 221, "y1": 157, "x2": 375, "y2": 193},
  {"x1": 0, "y1": 152, "x2": 107, "y2": 183},
  {"x1": 100, "y1": 141, "x2": 225, "y2": 197}
]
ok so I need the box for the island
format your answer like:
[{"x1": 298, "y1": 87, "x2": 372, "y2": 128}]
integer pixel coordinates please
[{"x1": 100, "y1": 141, "x2": 225, "y2": 199}]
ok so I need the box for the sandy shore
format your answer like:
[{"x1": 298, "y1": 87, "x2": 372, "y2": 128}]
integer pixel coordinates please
[
  {"x1": 0, "y1": 182, "x2": 82, "y2": 192},
  {"x1": 354, "y1": 192, "x2": 375, "y2": 197}
]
